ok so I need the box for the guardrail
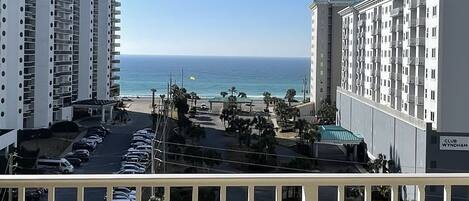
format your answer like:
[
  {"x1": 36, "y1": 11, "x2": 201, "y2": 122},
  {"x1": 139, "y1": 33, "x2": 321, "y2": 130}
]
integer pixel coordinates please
[{"x1": 1, "y1": 174, "x2": 468, "y2": 201}]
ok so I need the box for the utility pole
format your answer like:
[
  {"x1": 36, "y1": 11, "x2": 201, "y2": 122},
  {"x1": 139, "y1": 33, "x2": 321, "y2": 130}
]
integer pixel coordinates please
[
  {"x1": 181, "y1": 67, "x2": 184, "y2": 89},
  {"x1": 151, "y1": 88, "x2": 157, "y2": 130},
  {"x1": 302, "y1": 76, "x2": 308, "y2": 103}
]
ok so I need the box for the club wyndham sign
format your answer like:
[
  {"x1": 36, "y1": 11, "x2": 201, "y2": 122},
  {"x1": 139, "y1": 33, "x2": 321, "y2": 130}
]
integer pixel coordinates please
[{"x1": 440, "y1": 136, "x2": 469, "y2": 151}]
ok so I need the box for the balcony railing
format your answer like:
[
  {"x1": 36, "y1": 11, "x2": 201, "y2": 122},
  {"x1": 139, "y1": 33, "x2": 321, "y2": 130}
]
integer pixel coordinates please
[
  {"x1": 390, "y1": 8, "x2": 403, "y2": 17},
  {"x1": 2, "y1": 174, "x2": 469, "y2": 201}
]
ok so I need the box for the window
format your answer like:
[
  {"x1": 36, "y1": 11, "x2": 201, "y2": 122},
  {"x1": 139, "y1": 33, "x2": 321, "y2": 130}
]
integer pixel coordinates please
[
  {"x1": 432, "y1": 6, "x2": 437, "y2": 17},
  {"x1": 430, "y1": 112, "x2": 435, "y2": 121},
  {"x1": 425, "y1": 89, "x2": 428, "y2": 98},
  {"x1": 431, "y1": 69, "x2": 436, "y2": 79},
  {"x1": 431, "y1": 90, "x2": 435, "y2": 100},
  {"x1": 432, "y1": 48, "x2": 436, "y2": 58},
  {"x1": 432, "y1": 27, "x2": 437, "y2": 37},
  {"x1": 425, "y1": 69, "x2": 428, "y2": 78}
]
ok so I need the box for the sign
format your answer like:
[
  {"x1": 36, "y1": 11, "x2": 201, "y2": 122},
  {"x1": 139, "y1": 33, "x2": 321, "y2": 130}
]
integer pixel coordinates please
[{"x1": 440, "y1": 136, "x2": 469, "y2": 151}]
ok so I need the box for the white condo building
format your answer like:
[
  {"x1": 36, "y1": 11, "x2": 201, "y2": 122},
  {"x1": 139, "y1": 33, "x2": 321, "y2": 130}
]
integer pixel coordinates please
[
  {"x1": 0, "y1": 0, "x2": 121, "y2": 129},
  {"x1": 335, "y1": 0, "x2": 469, "y2": 175},
  {"x1": 309, "y1": 0, "x2": 358, "y2": 112}
]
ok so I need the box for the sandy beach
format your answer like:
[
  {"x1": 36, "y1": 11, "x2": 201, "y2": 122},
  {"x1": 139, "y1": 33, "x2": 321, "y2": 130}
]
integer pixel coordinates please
[{"x1": 125, "y1": 97, "x2": 268, "y2": 114}]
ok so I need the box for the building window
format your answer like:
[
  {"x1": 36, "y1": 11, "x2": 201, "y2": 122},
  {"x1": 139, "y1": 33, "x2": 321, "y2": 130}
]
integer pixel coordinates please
[
  {"x1": 431, "y1": 69, "x2": 436, "y2": 79},
  {"x1": 431, "y1": 90, "x2": 436, "y2": 100},
  {"x1": 432, "y1": 27, "x2": 437, "y2": 37},
  {"x1": 432, "y1": 48, "x2": 436, "y2": 58},
  {"x1": 430, "y1": 112, "x2": 435, "y2": 121},
  {"x1": 432, "y1": 6, "x2": 437, "y2": 17}
]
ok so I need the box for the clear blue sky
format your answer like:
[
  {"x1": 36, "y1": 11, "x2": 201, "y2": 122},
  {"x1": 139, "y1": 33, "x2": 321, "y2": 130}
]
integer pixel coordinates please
[{"x1": 120, "y1": 0, "x2": 312, "y2": 58}]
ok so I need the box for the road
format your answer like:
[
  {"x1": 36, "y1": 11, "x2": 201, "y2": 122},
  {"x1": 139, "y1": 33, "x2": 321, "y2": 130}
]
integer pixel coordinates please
[{"x1": 53, "y1": 111, "x2": 152, "y2": 201}]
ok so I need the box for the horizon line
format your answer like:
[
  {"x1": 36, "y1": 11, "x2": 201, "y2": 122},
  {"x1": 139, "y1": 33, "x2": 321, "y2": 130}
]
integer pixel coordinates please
[{"x1": 119, "y1": 53, "x2": 310, "y2": 59}]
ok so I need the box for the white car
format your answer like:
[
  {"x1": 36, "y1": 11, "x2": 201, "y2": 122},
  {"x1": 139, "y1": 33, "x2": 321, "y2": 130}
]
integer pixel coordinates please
[
  {"x1": 201, "y1": 103, "x2": 208, "y2": 110},
  {"x1": 114, "y1": 187, "x2": 136, "y2": 196},
  {"x1": 113, "y1": 191, "x2": 136, "y2": 201},
  {"x1": 116, "y1": 169, "x2": 139, "y2": 174},
  {"x1": 121, "y1": 162, "x2": 146, "y2": 169},
  {"x1": 131, "y1": 142, "x2": 150, "y2": 148},
  {"x1": 85, "y1": 136, "x2": 103, "y2": 144},
  {"x1": 128, "y1": 145, "x2": 152, "y2": 153},
  {"x1": 121, "y1": 164, "x2": 145, "y2": 173}
]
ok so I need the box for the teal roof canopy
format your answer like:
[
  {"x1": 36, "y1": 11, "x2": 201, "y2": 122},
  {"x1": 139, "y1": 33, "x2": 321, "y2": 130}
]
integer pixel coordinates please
[{"x1": 319, "y1": 125, "x2": 364, "y2": 145}]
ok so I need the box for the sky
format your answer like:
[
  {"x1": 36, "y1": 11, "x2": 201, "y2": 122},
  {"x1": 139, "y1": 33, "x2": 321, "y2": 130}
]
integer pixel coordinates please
[{"x1": 120, "y1": 0, "x2": 312, "y2": 58}]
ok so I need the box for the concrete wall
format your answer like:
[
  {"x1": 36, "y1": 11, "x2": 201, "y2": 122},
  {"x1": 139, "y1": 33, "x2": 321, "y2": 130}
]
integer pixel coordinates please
[
  {"x1": 436, "y1": 0, "x2": 469, "y2": 133},
  {"x1": 0, "y1": 130, "x2": 17, "y2": 150},
  {"x1": 337, "y1": 89, "x2": 427, "y2": 173}
]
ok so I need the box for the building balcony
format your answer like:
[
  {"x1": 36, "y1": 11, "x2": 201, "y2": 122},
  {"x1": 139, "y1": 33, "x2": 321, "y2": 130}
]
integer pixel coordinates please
[
  {"x1": 407, "y1": 19, "x2": 417, "y2": 28},
  {"x1": 391, "y1": 57, "x2": 402, "y2": 64},
  {"x1": 372, "y1": 42, "x2": 381, "y2": 49},
  {"x1": 358, "y1": 19, "x2": 365, "y2": 27},
  {"x1": 111, "y1": 75, "x2": 120, "y2": 80},
  {"x1": 113, "y1": 26, "x2": 121, "y2": 31},
  {"x1": 113, "y1": 10, "x2": 121, "y2": 15},
  {"x1": 391, "y1": 24, "x2": 403, "y2": 32},
  {"x1": 416, "y1": 37, "x2": 425, "y2": 46},
  {"x1": 358, "y1": 32, "x2": 365, "y2": 38},
  {"x1": 390, "y1": 8, "x2": 403, "y2": 17},
  {"x1": 417, "y1": 0, "x2": 426, "y2": 6},
  {"x1": 417, "y1": 18, "x2": 426, "y2": 26},
  {"x1": 3, "y1": 174, "x2": 469, "y2": 201},
  {"x1": 417, "y1": 77, "x2": 425, "y2": 85},
  {"x1": 394, "y1": 41, "x2": 403, "y2": 48},
  {"x1": 408, "y1": 39, "x2": 417, "y2": 46},
  {"x1": 391, "y1": 73, "x2": 402, "y2": 81},
  {"x1": 372, "y1": 13, "x2": 382, "y2": 21},
  {"x1": 372, "y1": 28, "x2": 381, "y2": 36},
  {"x1": 417, "y1": 96, "x2": 424, "y2": 105},
  {"x1": 111, "y1": 67, "x2": 121, "y2": 72},
  {"x1": 408, "y1": 94, "x2": 416, "y2": 103},
  {"x1": 372, "y1": 56, "x2": 381, "y2": 63},
  {"x1": 408, "y1": 76, "x2": 416, "y2": 84}
]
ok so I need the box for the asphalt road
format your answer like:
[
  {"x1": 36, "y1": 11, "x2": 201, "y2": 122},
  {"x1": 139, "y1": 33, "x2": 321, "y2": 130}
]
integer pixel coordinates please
[{"x1": 52, "y1": 111, "x2": 152, "y2": 201}]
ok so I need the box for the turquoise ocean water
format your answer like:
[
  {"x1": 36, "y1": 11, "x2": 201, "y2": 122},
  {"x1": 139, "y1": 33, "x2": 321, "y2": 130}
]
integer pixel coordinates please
[{"x1": 119, "y1": 55, "x2": 310, "y2": 99}]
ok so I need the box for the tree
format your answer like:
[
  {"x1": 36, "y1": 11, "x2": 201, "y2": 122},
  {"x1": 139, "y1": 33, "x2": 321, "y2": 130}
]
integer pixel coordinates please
[
  {"x1": 220, "y1": 91, "x2": 228, "y2": 98},
  {"x1": 262, "y1": 92, "x2": 272, "y2": 110},
  {"x1": 317, "y1": 100, "x2": 337, "y2": 123},
  {"x1": 189, "y1": 92, "x2": 197, "y2": 106},
  {"x1": 228, "y1": 86, "x2": 237, "y2": 97},
  {"x1": 187, "y1": 124, "x2": 206, "y2": 143},
  {"x1": 304, "y1": 125, "x2": 320, "y2": 158},
  {"x1": 159, "y1": 94, "x2": 166, "y2": 105},
  {"x1": 238, "y1": 92, "x2": 247, "y2": 98},
  {"x1": 285, "y1": 89, "x2": 297, "y2": 106},
  {"x1": 295, "y1": 119, "x2": 309, "y2": 144}
]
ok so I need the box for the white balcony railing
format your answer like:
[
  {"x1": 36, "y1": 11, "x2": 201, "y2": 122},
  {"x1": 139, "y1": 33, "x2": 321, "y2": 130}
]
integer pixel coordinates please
[{"x1": 1, "y1": 174, "x2": 469, "y2": 201}]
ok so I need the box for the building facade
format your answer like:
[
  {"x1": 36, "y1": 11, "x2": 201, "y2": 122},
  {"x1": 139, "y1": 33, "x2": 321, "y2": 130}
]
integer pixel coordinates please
[
  {"x1": 0, "y1": 0, "x2": 120, "y2": 129},
  {"x1": 337, "y1": 0, "x2": 469, "y2": 174},
  {"x1": 310, "y1": 0, "x2": 358, "y2": 112}
]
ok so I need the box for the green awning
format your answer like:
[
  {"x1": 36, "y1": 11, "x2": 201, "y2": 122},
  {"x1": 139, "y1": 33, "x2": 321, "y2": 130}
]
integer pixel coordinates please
[{"x1": 319, "y1": 125, "x2": 364, "y2": 145}]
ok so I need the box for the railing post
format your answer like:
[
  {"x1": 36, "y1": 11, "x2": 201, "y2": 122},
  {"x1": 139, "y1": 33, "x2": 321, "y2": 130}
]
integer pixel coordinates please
[
  {"x1": 391, "y1": 185, "x2": 399, "y2": 201},
  {"x1": 364, "y1": 185, "x2": 372, "y2": 201},
  {"x1": 337, "y1": 185, "x2": 345, "y2": 201},
  {"x1": 106, "y1": 186, "x2": 113, "y2": 201},
  {"x1": 192, "y1": 186, "x2": 199, "y2": 201},
  {"x1": 136, "y1": 186, "x2": 142, "y2": 201},
  {"x1": 17, "y1": 187, "x2": 25, "y2": 201},
  {"x1": 220, "y1": 185, "x2": 227, "y2": 201},
  {"x1": 164, "y1": 186, "x2": 171, "y2": 201},
  {"x1": 302, "y1": 185, "x2": 318, "y2": 201},
  {"x1": 48, "y1": 187, "x2": 55, "y2": 201},
  {"x1": 416, "y1": 185, "x2": 425, "y2": 201},
  {"x1": 275, "y1": 185, "x2": 282, "y2": 201},
  {"x1": 76, "y1": 186, "x2": 84, "y2": 201},
  {"x1": 444, "y1": 185, "x2": 452, "y2": 201},
  {"x1": 248, "y1": 186, "x2": 255, "y2": 201}
]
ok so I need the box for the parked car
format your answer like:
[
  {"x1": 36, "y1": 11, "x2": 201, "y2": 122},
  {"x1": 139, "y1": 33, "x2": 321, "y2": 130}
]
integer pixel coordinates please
[
  {"x1": 90, "y1": 125, "x2": 112, "y2": 134},
  {"x1": 121, "y1": 164, "x2": 145, "y2": 173},
  {"x1": 130, "y1": 142, "x2": 150, "y2": 148},
  {"x1": 126, "y1": 151, "x2": 150, "y2": 159},
  {"x1": 114, "y1": 187, "x2": 136, "y2": 196},
  {"x1": 87, "y1": 130, "x2": 107, "y2": 138},
  {"x1": 121, "y1": 97, "x2": 133, "y2": 102},
  {"x1": 121, "y1": 153, "x2": 145, "y2": 161},
  {"x1": 200, "y1": 103, "x2": 208, "y2": 111},
  {"x1": 121, "y1": 162, "x2": 146, "y2": 169},
  {"x1": 64, "y1": 157, "x2": 82, "y2": 167},
  {"x1": 72, "y1": 142, "x2": 95, "y2": 152},
  {"x1": 116, "y1": 169, "x2": 139, "y2": 174},
  {"x1": 37, "y1": 158, "x2": 74, "y2": 174},
  {"x1": 84, "y1": 135, "x2": 103, "y2": 144},
  {"x1": 65, "y1": 150, "x2": 90, "y2": 162},
  {"x1": 79, "y1": 139, "x2": 98, "y2": 148},
  {"x1": 132, "y1": 133, "x2": 155, "y2": 139},
  {"x1": 113, "y1": 191, "x2": 136, "y2": 201},
  {"x1": 128, "y1": 145, "x2": 152, "y2": 153}
]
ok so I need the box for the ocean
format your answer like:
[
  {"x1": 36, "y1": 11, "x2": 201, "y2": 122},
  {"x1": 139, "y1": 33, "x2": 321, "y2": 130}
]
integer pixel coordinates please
[{"x1": 119, "y1": 55, "x2": 310, "y2": 99}]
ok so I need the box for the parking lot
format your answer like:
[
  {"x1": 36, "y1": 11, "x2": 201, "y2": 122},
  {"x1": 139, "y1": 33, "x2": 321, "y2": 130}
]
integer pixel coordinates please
[{"x1": 52, "y1": 111, "x2": 153, "y2": 201}]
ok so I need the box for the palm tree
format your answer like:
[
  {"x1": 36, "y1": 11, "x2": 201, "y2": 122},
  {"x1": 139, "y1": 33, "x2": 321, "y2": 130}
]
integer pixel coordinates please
[
  {"x1": 263, "y1": 92, "x2": 272, "y2": 110},
  {"x1": 304, "y1": 125, "x2": 320, "y2": 158},
  {"x1": 228, "y1": 86, "x2": 237, "y2": 97},
  {"x1": 189, "y1": 92, "x2": 197, "y2": 106},
  {"x1": 295, "y1": 119, "x2": 309, "y2": 144},
  {"x1": 238, "y1": 92, "x2": 247, "y2": 98},
  {"x1": 159, "y1": 94, "x2": 166, "y2": 106},
  {"x1": 220, "y1": 91, "x2": 228, "y2": 98},
  {"x1": 285, "y1": 89, "x2": 297, "y2": 106}
]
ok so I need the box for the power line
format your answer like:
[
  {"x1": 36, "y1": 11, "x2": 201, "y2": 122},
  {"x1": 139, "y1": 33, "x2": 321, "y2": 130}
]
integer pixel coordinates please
[
  {"x1": 164, "y1": 161, "x2": 234, "y2": 173},
  {"x1": 156, "y1": 141, "x2": 367, "y2": 165},
  {"x1": 164, "y1": 151, "x2": 316, "y2": 173}
]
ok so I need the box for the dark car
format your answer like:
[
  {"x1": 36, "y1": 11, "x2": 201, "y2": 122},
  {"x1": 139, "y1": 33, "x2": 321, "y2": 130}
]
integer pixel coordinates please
[
  {"x1": 89, "y1": 125, "x2": 111, "y2": 134},
  {"x1": 65, "y1": 150, "x2": 90, "y2": 162},
  {"x1": 87, "y1": 130, "x2": 107, "y2": 137},
  {"x1": 72, "y1": 142, "x2": 95, "y2": 152},
  {"x1": 64, "y1": 157, "x2": 82, "y2": 167}
]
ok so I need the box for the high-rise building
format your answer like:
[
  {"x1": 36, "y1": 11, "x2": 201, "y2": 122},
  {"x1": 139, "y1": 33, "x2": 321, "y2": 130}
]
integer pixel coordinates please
[
  {"x1": 0, "y1": 0, "x2": 120, "y2": 129},
  {"x1": 309, "y1": 0, "x2": 358, "y2": 112},
  {"x1": 337, "y1": 0, "x2": 469, "y2": 174}
]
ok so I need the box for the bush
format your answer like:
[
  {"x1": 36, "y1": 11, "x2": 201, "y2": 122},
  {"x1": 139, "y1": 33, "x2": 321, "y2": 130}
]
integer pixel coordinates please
[
  {"x1": 18, "y1": 129, "x2": 53, "y2": 142},
  {"x1": 50, "y1": 121, "x2": 79, "y2": 132}
]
